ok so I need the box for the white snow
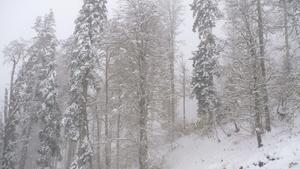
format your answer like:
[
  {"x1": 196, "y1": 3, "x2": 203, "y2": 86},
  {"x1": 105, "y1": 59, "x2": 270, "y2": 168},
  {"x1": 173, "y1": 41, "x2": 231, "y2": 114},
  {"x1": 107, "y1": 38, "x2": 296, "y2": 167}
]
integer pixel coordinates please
[{"x1": 164, "y1": 126, "x2": 300, "y2": 169}]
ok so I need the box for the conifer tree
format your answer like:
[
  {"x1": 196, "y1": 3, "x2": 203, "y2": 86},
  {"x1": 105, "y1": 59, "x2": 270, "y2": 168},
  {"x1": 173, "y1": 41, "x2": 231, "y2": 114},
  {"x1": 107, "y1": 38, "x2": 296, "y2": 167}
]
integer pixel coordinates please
[
  {"x1": 62, "y1": 0, "x2": 107, "y2": 168},
  {"x1": 35, "y1": 10, "x2": 62, "y2": 169},
  {"x1": 5, "y1": 11, "x2": 62, "y2": 169},
  {"x1": 191, "y1": 0, "x2": 222, "y2": 132}
]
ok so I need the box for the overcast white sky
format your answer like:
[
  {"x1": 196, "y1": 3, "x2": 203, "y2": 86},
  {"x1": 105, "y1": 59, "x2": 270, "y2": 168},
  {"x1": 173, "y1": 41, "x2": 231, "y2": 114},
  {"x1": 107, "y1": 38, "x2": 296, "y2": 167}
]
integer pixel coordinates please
[{"x1": 0, "y1": 0, "x2": 200, "y2": 108}]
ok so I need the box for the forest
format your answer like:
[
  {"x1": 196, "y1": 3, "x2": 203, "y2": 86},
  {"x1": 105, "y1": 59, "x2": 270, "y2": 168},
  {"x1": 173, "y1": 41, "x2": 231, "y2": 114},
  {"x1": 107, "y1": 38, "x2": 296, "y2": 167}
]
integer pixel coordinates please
[{"x1": 0, "y1": 0, "x2": 300, "y2": 169}]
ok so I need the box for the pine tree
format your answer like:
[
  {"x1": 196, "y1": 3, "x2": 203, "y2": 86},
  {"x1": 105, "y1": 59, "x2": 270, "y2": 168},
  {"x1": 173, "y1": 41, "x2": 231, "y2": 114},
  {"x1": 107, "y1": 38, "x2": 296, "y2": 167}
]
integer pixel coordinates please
[
  {"x1": 6, "y1": 11, "x2": 62, "y2": 169},
  {"x1": 191, "y1": 0, "x2": 222, "y2": 132},
  {"x1": 62, "y1": 0, "x2": 107, "y2": 168},
  {"x1": 35, "y1": 10, "x2": 62, "y2": 169}
]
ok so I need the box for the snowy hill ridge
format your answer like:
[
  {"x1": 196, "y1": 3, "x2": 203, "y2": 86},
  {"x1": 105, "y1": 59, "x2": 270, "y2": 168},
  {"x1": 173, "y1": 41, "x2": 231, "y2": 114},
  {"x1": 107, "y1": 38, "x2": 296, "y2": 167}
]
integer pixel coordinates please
[{"x1": 164, "y1": 127, "x2": 300, "y2": 169}]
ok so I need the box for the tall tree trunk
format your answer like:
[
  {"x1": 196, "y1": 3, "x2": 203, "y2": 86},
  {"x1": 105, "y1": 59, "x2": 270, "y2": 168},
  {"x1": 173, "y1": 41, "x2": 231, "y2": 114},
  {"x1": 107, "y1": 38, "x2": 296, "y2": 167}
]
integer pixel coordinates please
[
  {"x1": 170, "y1": 44, "x2": 175, "y2": 139},
  {"x1": 105, "y1": 55, "x2": 111, "y2": 169},
  {"x1": 254, "y1": 72, "x2": 263, "y2": 148},
  {"x1": 19, "y1": 118, "x2": 34, "y2": 169},
  {"x1": 280, "y1": 0, "x2": 292, "y2": 113},
  {"x1": 257, "y1": 0, "x2": 271, "y2": 132},
  {"x1": 0, "y1": 89, "x2": 6, "y2": 167},
  {"x1": 9, "y1": 62, "x2": 16, "y2": 115},
  {"x1": 283, "y1": 0, "x2": 291, "y2": 74},
  {"x1": 95, "y1": 104, "x2": 102, "y2": 169},
  {"x1": 66, "y1": 140, "x2": 76, "y2": 168},
  {"x1": 91, "y1": 107, "x2": 95, "y2": 169},
  {"x1": 139, "y1": 81, "x2": 148, "y2": 169},
  {"x1": 116, "y1": 110, "x2": 121, "y2": 169},
  {"x1": 253, "y1": 43, "x2": 263, "y2": 148},
  {"x1": 2, "y1": 62, "x2": 17, "y2": 168},
  {"x1": 78, "y1": 78, "x2": 93, "y2": 168},
  {"x1": 20, "y1": 76, "x2": 39, "y2": 169},
  {"x1": 116, "y1": 89, "x2": 122, "y2": 169},
  {"x1": 2, "y1": 89, "x2": 8, "y2": 168},
  {"x1": 182, "y1": 67, "x2": 186, "y2": 132},
  {"x1": 246, "y1": 14, "x2": 263, "y2": 147},
  {"x1": 138, "y1": 42, "x2": 148, "y2": 169},
  {"x1": 3, "y1": 62, "x2": 16, "y2": 165},
  {"x1": 3, "y1": 89, "x2": 8, "y2": 127},
  {"x1": 169, "y1": 0, "x2": 176, "y2": 141},
  {"x1": 53, "y1": 156, "x2": 57, "y2": 169}
]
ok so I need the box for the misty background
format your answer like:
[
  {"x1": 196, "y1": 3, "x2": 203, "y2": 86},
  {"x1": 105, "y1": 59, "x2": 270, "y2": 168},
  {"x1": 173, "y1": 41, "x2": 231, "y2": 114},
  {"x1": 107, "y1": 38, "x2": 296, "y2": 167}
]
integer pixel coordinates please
[{"x1": 0, "y1": 0, "x2": 201, "y2": 119}]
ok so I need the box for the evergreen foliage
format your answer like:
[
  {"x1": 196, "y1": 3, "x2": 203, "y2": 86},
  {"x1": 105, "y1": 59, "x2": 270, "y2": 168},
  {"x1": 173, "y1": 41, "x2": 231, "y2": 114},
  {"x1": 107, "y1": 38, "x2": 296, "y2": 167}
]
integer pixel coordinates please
[
  {"x1": 190, "y1": 0, "x2": 221, "y2": 130},
  {"x1": 35, "y1": 10, "x2": 61, "y2": 169},
  {"x1": 4, "y1": 10, "x2": 61, "y2": 169},
  {"x1": 62, "y1": 0, "x2": 107, "y2": 168}
]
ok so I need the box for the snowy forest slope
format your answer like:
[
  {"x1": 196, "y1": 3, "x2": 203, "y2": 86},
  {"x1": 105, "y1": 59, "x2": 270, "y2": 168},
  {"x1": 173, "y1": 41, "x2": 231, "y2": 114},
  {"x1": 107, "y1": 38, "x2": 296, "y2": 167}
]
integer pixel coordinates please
[
  {"x1": 1, "y1": 0, "x2": 300, "y2": 169},
  {"x1": 164, "y1": 120, "x2": 300, "y2": 169}
]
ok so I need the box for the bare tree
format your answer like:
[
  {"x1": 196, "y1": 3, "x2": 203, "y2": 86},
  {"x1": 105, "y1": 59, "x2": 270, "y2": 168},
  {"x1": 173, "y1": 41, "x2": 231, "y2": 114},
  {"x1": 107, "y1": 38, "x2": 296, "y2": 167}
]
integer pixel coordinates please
[
  {"x1": 2, "y1": 39, "x2": 27, "y2": 169},
  {"x1": 159, "y1": 0, "x2": 184, "y2": 141},
  {"x1": 177, "y1": 56, "x2": 190, "y2": 132}
]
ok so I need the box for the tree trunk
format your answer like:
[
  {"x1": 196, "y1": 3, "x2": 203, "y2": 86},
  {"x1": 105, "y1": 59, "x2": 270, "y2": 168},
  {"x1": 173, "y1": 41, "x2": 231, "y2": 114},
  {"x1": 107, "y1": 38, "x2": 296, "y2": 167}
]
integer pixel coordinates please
[
  {"x1": 19, "y1": 118, "x2": 34, "y2": 169},
  {"x1": 139, "y1": 86, "x2": 148, "y2": 169},
  {"x1": 66, "y1": 141, "x2": 76, "y2": 168},
  {"x1": 4, "y1": 89, "x2": 8, "y2": 126},
  {"x1": 105, "y1": 55, "x2": 111, "y2": 169},
  {"x1": 170, "y1": 47, "x2": 175, "y2": 139},
  {"x1": 95, "y1": 104, "x2": 102, "y2": 169},
  {"x1": 2, "y1": 88, "x2": 13, "y2": 169},
  {"x1": 138, "y1": 41, "x2": 148, "y2": 169},
  {"x1": 78, "y1": 78, "x2": 93, "y2": 168},
  {"x1": 170, "y1": 1, "x2": 176, "y2": 127},
  {"x1": 2, "y1": 62, "x2": 17, "y2": 168},
  {"x1": 183, "y1": 67, "x2": 186, "y2": 132},
  {"x1": 283, "y1": 0, "x2": 291, "y2": 74},
  {"x1": 256, "y1": 128, "x2": 263, "y2": 148},
  {"x1": 257, "y1": 0, "x2": 271, "y2": 132},
  {"x1": 116, "y1": 110, "x2": 121, "y2": 169},
  {"x1": 246, "y1": 14, "x2": 263, "y2": 148},
  {"x1": 254, "y1": 48, "x2": 263, "y2": 148},
  {"x1": 2, "y1": 62, "x2": 16, "y2": 166},
  {"x1": 20, "y1": 76, "x2": 39, "y2": 169},
  {"x1": 9, "y1": 62, "x2": 16, "y2": 116},
  {"x1": 116, "y1": 89, "x2": 122, "y2": 169},
  {"x1": 280, "y1": 0, "x2": 292, "y2": 114},
  {"x1": 0, "y1": 89, "x2": 5, "y2": 167}
]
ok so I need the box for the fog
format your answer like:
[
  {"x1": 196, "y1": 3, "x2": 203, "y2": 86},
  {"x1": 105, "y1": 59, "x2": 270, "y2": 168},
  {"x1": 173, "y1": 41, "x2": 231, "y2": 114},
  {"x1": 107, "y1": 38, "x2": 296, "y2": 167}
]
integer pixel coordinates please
[{"x1": 0, "y1": 0, "x2": 200, "y2": 107}]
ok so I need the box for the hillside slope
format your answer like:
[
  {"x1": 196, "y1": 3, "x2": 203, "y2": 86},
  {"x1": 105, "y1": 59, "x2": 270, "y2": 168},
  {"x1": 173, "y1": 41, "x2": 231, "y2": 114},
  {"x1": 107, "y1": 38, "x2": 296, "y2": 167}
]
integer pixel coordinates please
[{"x1": 164, "y1": 126, "x2": 300, "y2": 169}]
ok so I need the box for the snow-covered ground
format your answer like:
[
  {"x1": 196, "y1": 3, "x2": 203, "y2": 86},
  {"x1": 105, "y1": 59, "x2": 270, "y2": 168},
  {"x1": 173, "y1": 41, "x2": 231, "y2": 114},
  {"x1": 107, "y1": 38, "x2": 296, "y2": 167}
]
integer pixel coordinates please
[{"x1": 164, "y1": 125, "x2": 300, "y2": 169}]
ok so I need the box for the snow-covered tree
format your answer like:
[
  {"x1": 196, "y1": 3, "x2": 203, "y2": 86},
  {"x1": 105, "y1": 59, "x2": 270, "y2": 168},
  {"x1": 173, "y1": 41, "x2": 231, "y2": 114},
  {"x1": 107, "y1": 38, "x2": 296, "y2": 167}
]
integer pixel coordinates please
[
  {"x1": 159, "y1": 0, "x2": 184, "y2": 141},
  {"x1": 221, "y1": 0, "x2": 281, "y2": 147},
  {"x1": 5, "y1": 10, "x2": 62, "y2": 169},
  {"x1": 34, "y1": 10, "x2": 61, "y2": 169},
  {"x1": 2, "y1": 90, "x2": 17, "y2": 169},
  {"x1": 178, "y1": 56, "x2": 190, "y2": 132},
  {"x1": 273, "y1": 0, "x2": 300, "y2": 124},
  {"x1": 190, "y1": 0, "x2": 222, "y2": 133},
  {"x1": 256, "y1": 0, "x2": 271, "y2": 132},
  {"x1": 62, "y1": 0, "x2": 107, "y2": 168},
  {"x1": 103, "y1": 0, "x2": 170, "y2": 168},
  {"x1": 2, "y1": 39, "x2": 27, "y2": 169}
]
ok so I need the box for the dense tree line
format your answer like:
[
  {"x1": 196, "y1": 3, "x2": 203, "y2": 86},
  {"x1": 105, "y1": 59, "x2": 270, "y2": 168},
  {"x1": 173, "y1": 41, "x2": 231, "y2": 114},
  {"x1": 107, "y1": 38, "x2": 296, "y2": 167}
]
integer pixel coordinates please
[{"x1": 1, "y1": 0, "x2": 299, "y2": 169}]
